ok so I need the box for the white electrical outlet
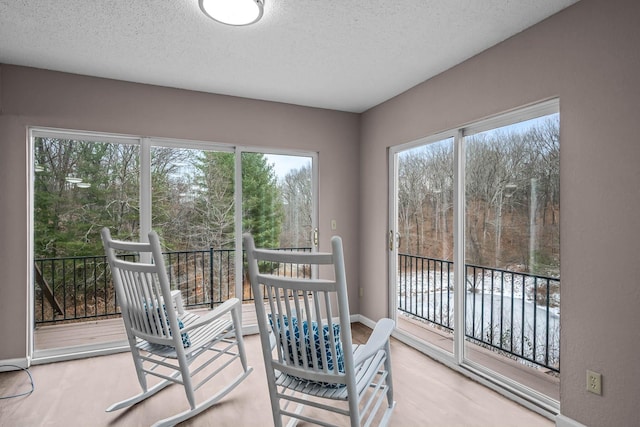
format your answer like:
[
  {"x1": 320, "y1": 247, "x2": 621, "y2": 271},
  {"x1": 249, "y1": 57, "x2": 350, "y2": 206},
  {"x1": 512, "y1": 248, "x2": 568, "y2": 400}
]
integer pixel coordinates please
[{"x1": 586, "y1": 370, "x2": 602, "y2": 395}]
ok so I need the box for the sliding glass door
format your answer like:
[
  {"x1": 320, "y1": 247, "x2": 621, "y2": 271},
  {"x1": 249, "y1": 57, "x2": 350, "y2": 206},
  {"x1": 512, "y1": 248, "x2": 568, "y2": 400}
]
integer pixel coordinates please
[
  {"x1": 389, "y1": 100, "x2": 560, "y2": 406},
  {"x1": 463, "y1": 113, "x2": 560, "y2": 401}
]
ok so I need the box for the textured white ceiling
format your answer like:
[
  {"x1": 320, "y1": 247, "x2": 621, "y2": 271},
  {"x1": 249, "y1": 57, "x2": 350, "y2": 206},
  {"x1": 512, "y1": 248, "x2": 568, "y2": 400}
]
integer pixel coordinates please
[{"x1": 0, "y1": 0, "x2": 578, "y2": 113}]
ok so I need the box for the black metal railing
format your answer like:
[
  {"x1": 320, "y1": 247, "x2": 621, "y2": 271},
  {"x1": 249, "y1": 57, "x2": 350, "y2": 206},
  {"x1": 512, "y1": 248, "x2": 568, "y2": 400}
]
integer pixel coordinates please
[
  {"x1": 34, "y1": 249, "x2": 558, "y2": 371},
  {"x1": 35, "y1": 254, "x2": 121, "y2": 324},
  {"x1": 398, "y1": 253, "x2": 560, "y2": 373},
  {"x1": 34, "y1": 247, "x2": 311, "y2": 325}
]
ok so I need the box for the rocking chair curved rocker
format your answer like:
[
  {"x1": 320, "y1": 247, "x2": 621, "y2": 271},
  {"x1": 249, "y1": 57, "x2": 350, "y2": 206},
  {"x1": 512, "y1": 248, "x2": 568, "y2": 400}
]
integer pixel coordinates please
[{"x1": 101, "y1": 228, "x2": 252, "y2": 427}]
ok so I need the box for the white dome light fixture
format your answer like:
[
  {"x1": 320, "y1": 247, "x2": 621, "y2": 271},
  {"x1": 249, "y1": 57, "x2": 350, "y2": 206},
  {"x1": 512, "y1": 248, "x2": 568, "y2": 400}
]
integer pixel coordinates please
[{"x1": 199, "y1": 0, "x2": 264, "y2": 26}]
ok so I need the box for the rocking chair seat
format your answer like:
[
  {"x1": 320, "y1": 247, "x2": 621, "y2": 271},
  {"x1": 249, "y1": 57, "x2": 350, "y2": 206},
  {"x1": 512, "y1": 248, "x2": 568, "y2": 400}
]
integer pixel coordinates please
[
  {"x1": 136, "y1": 299, "x2": 236, "y2": 358},
  {"x1": 274, "y1": 345, "x2": 388, "y2": 400}
]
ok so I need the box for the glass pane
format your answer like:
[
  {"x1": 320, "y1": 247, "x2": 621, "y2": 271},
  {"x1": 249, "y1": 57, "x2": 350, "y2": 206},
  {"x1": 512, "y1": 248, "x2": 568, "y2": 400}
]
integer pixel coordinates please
[
  {"x1": 395, "y1": 137, "x2": 455, "y2": 354},
  {"x1": 33, "y1": 137, "x2": 139, "y2": 348},
  {"x1": 267, "y1": 154, "x2": 314, "y2": 248},
  {"x1": 242, "y1": 152, "x2": 314, "y2": 300},
  {"x1": 151, "y1": 147, "x2": 236, "y2": 309},
  {"x1": 243, "y1": 153, "x2": 313, "y2": 248},
  {"x1": 464, "y1": 114, "x2": 560, "y2": 399}
]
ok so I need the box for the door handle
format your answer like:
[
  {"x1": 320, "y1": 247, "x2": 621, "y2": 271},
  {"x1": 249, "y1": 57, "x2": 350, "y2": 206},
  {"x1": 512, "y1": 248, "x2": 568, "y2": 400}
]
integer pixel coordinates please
[{"x1": 389, "y1": 231, "x2": 401, "y2": 251}]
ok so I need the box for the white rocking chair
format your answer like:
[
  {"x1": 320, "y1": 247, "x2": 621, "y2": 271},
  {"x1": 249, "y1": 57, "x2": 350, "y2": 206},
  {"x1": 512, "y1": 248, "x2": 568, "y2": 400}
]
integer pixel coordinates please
[
  {"x1": 244, "y1": 233, "x2": 395, "y2": 427},
  {"x1": 101, "y1": 228, "x2": 252, "y2": 427}
]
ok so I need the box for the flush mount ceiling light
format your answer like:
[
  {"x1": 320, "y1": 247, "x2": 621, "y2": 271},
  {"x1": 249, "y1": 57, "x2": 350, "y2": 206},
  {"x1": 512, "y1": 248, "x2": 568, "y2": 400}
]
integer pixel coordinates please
[{"x1": 199, "y1": 0, "x2": 264, "y2": 26}]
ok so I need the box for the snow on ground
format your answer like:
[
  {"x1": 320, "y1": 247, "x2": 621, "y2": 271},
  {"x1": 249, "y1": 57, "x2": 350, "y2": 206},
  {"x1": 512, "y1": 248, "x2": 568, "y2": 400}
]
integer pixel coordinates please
[{"x1": 397, "y1": 270, "x2": 560, "y2": 368}]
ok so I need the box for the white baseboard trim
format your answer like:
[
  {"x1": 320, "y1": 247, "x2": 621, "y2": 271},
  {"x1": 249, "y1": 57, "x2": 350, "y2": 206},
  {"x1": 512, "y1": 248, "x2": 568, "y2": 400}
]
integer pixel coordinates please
[
  {"x1": 555, "y1": 414, "x2": 587, "y2": 427},
  {"x1": 0, "y1": 357, "x2": 30, "y2": 371},
  {"x1": 351, "y1": 313, "x2": 376, "y2": 329}
]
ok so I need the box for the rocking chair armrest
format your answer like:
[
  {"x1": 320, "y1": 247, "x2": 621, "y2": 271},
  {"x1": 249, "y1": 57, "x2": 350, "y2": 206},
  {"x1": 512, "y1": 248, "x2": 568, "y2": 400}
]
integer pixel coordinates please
[
  {"x1": 180, "y1": 297, "x2": 241, "y2": 333},
  {"x1": 353, "y1": 318, "x2": 395, "y2": 367},
  {"x1": 171, "y1": 290, "x2": 185, "y2": 315}
]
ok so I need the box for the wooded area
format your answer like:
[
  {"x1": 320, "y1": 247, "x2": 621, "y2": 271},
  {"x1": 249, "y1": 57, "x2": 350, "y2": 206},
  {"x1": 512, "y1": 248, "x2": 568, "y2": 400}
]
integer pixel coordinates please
[
  {"x1": 33, "y1": 138, "x2": 312, "y2": 259},
  {"x1": 397, "y1": 115, "x2": 559, "y2": 277}
]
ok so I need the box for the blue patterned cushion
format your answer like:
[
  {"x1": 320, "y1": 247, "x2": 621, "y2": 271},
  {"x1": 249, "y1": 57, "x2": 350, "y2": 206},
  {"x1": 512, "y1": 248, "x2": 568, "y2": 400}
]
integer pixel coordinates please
[
  {"x1": 269, "y1": 314, "x2": 345, "y2": 387},
  {"x1": 145, "y1": 303, "x2": 191, "y2": 348}
]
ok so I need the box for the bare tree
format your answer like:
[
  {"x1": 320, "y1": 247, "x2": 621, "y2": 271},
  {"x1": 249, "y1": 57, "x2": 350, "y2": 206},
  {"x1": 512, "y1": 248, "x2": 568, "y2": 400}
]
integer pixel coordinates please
[
  {"x1": 396, "y1": 115, "x2": 559, "y2": 276},
  {"x1": 279, "y1": 164, "x2": 312, "y2": 247}
]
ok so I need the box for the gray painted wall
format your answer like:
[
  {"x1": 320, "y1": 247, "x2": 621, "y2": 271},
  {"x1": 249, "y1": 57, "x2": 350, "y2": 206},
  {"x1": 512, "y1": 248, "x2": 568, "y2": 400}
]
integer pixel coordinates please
[{"x1": 360, "y1": 0, "x2": 640, "y2": 425}]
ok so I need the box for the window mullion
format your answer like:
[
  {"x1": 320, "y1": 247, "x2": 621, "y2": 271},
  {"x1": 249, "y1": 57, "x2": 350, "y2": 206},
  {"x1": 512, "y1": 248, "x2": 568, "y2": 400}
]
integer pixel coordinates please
[
  {"x1": 140, "y1": 138, "x2": 152, "y2": 245},
  {"x1": 453, "y1": 129, "x2": 465, "y2": 365}
]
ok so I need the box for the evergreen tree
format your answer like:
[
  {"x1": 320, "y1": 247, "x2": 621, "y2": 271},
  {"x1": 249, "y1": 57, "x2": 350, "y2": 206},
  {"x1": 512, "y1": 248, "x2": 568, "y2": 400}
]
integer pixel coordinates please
[{"x1": 241, "y1": 152, "x2": 284, "y2": 249}]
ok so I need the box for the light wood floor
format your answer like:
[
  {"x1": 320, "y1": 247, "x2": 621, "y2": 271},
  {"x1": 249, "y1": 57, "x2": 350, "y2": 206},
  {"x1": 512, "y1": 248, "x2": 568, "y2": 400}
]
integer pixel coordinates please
[
  {"x1": 32, "y1": 306, "x2": 559, "y2": 404},
  {"x1": 1, "y1": 323, "x2": 553, "y2": 427}
]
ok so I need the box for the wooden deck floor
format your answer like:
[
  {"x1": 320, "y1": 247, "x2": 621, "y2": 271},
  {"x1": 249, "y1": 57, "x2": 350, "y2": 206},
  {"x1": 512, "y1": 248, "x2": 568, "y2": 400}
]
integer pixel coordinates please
[
  {"x1": 396, "y1": 314, "x2": 559, "y2": 401},
  {"x1": 34, "y1": 304, "x2": 258, "y2": 351}
]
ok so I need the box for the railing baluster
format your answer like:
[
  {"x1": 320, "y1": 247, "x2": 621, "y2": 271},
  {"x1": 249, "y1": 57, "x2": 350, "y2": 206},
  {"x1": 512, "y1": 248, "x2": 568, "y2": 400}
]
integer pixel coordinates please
[
  {"x1": 178, "y1": 252, "x2": 184, "y2": 303},
  {"x1": 480, "y1": 267, "x2": 485, "y2": 342},
  {"x1": 499, "y1": 270, "x2": 504, "y2": 350},
  {"x1": 39, "y1": 261, "x2": 44, "y2": 322},
  {"x1": 82, "y1": 258, "x2": 87, "y2": 317},
  {"x1": 533, "y1": 276, "x2": 538, "y2": 364},
  {"x1": 472, "y1": 267, "x2": 477, "y2": 338},
  {"x1": 426, "y1": 258, "x2": 430, "y2": 322},
  {"x1": 209, "y1": 247, "x2": 214, "y2": 309},
  {"x1": 404, "y1": 254, "x2": 408, "y2": 312},
  {"x1": 419, "y1": 257, "x2": 424, "y2": 319},
  {"x1": 439, "y1": 260, "x2": 444, "y2": 325},
  {"x1": 61, "y1": 259, "x2": 66, "y2": 320},
  {"x1": 546, "y1": 278, "x2": 550, "y2": 367},
  {"x1": 489, "y1": 269, "x2": 494, "y2": 345},
  {"x1": 446, "y1": 261, "x2": 451, "y2": 328},
  {"x1": 410, "y1": 257, "x2": 414, "y2": 315},
  {"x1": 72, "y1": 257, "x2": 77, "y2": 319},
  {"x1": 521, "y1": 274, "x2": 526, "y2": 359},
  {"x1": 510, "y1": 271, "x2": 515, "y2": 354},
  {"x1": 226, "y1": 249, "x2": 231, "y2": 302},
  {"x1": 93, "y1": 258, "x2": 98, "y2": 316}
]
